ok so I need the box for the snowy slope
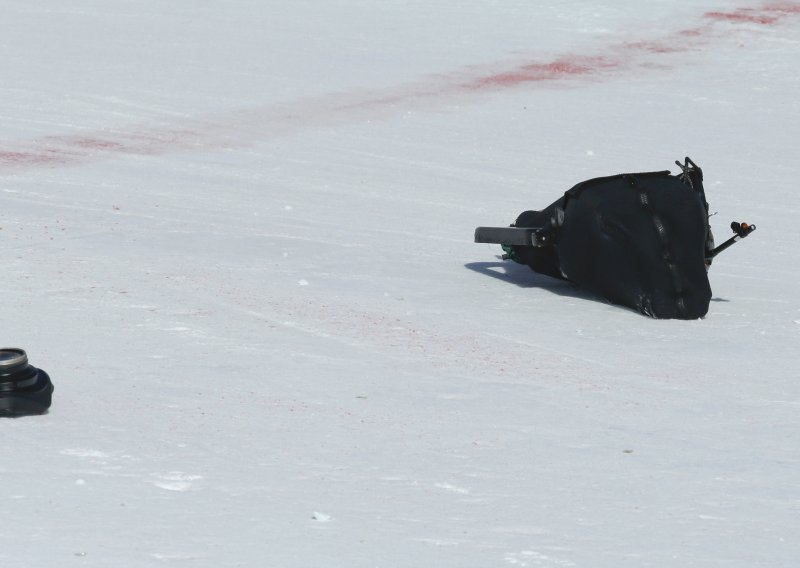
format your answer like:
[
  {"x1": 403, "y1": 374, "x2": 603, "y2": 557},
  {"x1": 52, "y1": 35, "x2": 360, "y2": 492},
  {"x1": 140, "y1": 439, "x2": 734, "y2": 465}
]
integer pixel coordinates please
[{"x1": 3, "y1": 1, "x2": 800, "y2": 566}]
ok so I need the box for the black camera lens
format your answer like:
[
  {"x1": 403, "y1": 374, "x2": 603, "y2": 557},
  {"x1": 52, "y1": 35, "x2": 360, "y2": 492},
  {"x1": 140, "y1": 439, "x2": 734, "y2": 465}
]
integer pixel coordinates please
[
  {"x1": 0, "y1": 347, "x2": 28, "y2": 367},
  {"x1": 0, "y1": 348, "x2": 54, "y2": 416}
]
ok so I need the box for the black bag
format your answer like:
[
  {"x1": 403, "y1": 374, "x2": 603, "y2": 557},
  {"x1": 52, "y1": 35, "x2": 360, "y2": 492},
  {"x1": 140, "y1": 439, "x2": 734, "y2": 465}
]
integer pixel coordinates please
[{"x1": 476, "y1": 159, "x2": 717, "y2": 319}]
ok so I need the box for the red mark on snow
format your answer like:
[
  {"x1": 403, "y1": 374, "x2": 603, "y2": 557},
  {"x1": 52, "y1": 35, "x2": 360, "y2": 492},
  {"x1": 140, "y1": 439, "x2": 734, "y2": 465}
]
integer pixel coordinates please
[
  {"x1": 678, "y1": 27, "x2": 707, "y2": 37},
  {"x1": 464, "y1": 57, "x2": 619, "y2": 90},
  {"x1": 705, "y1": 10, "x2": 779, "y2": 24},
  {"x1": 1, "y1": 1, "x2": 799, "y2": 173},
  {"x1": 0, "y1": 150, "x2": 68, "y2": 167},
  {"x1": 706, "y1": 2, "x2": 800, "y2": 24},
  {"x1": 70, "y1": 137, "x2": 128, "y2": 151},
  {"x1": 622, "y1": 40, "x2": 683, "y2": 54}
]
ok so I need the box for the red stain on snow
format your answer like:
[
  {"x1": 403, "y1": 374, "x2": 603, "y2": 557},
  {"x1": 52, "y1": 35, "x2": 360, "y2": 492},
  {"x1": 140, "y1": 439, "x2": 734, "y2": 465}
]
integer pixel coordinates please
[
  {"x1": 678, "y1": 27, "x2": 707, "y2": 37},
  {"x1": 622, "y1": 40, "x2": 683, "y2": 54},
  {"x1": 1, "y1": 1, "x2": 799, "y2": 173},
  {"x1": 705, "y1": 2, "x2": 800, "y2": 24},
  {"x1": 70, "y1": 137, "x2": 128, "y2": 151},
  {"x1": 464, "y1": 58, "x2": 618, "y2": 90},
  {"x1": 767, "y1": 3, "x2": 800, "y2": 14},
  {"x1": 705, "y1": 10, "x2": 780, "y2": 24},
  {"x1": 0, "y1": 150, "x2": 68, "y2": 167}
]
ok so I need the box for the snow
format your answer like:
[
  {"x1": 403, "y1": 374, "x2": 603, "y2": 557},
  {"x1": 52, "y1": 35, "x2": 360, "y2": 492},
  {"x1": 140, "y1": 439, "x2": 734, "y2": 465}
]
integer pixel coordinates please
[{"x1": 2, "y1": 1, "x2": 800, "y2": 566}]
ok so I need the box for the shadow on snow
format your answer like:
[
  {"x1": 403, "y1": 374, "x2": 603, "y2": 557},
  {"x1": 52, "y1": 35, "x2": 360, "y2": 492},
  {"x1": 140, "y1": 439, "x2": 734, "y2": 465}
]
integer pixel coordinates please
[{"x1": 464, "y1": 258, "x2": 606, "y2": 304}]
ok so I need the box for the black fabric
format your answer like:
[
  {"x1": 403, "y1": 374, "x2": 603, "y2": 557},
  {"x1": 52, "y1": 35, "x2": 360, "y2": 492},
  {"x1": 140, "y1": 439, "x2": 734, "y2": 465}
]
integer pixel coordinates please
[{"x1": 512, "y1": 169, "x2": 712, "y2": 319}]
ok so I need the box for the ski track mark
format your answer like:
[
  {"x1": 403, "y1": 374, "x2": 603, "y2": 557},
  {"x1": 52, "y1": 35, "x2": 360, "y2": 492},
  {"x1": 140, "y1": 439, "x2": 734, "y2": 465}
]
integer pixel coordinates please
[
  {"x1": 149, "y1": 471, "x2": 204, "y2": 492},
  {"x1": 242, "y1": 295, "x2": 611, "y2": 388},
  {"x1": 1, "y1": 2, "x2": 798, "y2": 173},
  {"x1": 435, "y1": 482, "x2": 471, "y2": 495},
  {"x1": 505, "y1": 549, "x2": 577, "y2": 567}
]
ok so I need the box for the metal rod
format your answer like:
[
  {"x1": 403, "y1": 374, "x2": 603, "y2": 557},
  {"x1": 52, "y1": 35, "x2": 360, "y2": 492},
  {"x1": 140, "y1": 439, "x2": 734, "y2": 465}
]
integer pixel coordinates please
[{"x1": 706, "y1": 222, "x2": 756, "y2": 259}]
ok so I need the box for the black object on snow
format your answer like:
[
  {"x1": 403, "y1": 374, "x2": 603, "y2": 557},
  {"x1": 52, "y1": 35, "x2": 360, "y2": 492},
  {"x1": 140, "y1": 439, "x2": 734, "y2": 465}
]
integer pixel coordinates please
[
  {"x1": 474, "y1": 158, "x2": 755, "y2": 319},
  {"x1": 0, "y1": 348, "x2": 54, "y2": 416}
]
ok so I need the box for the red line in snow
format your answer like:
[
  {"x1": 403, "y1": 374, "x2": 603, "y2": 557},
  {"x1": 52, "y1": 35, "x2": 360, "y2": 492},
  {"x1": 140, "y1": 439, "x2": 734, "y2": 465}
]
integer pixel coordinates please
[
  {"x1": 706, "y1": 2, "x2": 800, "y2": 24},
  {"x1": 1, "y1": 1, "x2": 799, "y2": 173}
]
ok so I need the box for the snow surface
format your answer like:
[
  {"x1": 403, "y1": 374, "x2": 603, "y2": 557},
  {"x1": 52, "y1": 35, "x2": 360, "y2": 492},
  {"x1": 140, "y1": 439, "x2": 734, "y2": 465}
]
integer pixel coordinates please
[{"x1": 3, "y1": 1, "x2": 800, "y2": 566}]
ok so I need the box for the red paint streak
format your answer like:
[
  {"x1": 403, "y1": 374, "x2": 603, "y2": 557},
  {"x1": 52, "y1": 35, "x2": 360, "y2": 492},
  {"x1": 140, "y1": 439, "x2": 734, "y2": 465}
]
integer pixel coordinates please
[
  {"x1": 764, "y1": 2, "x2": 800, "y2": 14},
  {"x1": 623, "y1": 40, "x2": 683, "y2": 54},
  {"x1": 465, "y1": 58, "x2": 612, "y2": 90},
  {"x1": 0, "y1": 150, "x2": 68, "y2": 167},
  {"x1": 70, "y1": 137, "x2": 128, "y2": 151},
  {"x1": 705, "y1": 2, "x2": 800, "y2": 24},
  {"x1": 1, "y1": 1, "x2": 799, "y2": 173},
  {"x1": 678, "y1": 27, "x2": 707, "y2": 37},
  {"x1": 705, "y1": 10, "x2": 779, "y2": 24}
]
